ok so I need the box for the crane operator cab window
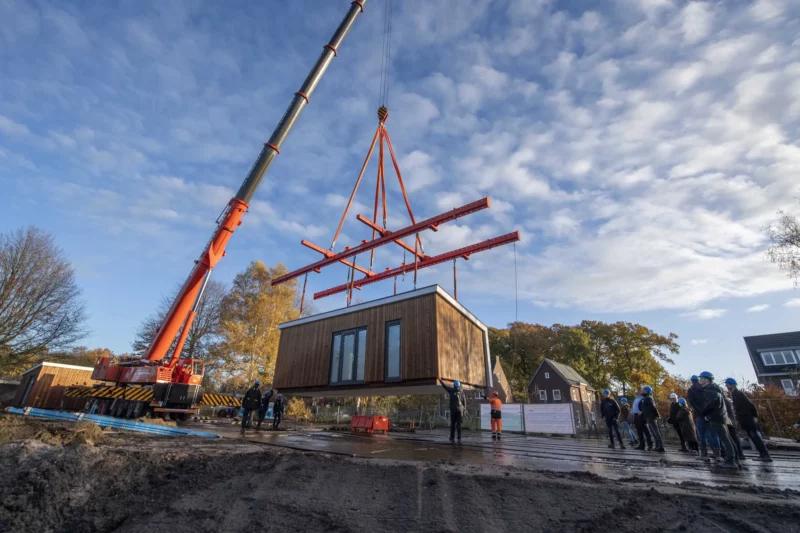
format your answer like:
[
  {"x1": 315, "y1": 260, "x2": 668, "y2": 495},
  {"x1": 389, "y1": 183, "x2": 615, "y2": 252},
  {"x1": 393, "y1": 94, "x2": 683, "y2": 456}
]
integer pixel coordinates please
[{"x1": 192, "y1": 360, "x2": 204, "y2": 376}]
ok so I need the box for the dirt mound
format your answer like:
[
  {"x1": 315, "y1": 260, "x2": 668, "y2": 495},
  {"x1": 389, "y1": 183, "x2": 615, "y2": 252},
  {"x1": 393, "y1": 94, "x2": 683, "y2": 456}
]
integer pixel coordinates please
[
  {"x1": 141, "y1": 417, "x2": 177, "y2": 427},
  {"x1": 0, "y1": 416, "x2": 105, "y2": 446}
]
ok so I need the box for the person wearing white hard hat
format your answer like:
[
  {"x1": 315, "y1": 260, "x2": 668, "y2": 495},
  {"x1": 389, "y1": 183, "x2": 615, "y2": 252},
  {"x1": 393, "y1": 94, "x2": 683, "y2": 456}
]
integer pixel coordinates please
[{"x1": 667, "y1": 392, "x2": 688, "y2": 452}]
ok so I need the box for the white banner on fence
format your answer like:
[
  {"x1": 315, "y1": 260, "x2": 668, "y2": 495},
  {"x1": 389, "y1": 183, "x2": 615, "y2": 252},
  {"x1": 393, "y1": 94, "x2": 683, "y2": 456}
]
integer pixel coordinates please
[
  {"x1": 523, "y1": 404, "x2": 575, "y2": 435},
  {"x1": 480, "y1": 404, "x2": 524, "y2": 432}
]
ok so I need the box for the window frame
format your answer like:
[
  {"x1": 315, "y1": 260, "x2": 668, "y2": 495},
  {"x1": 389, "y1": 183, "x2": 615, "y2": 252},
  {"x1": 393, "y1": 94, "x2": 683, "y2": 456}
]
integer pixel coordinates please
[
  {"x1": 539, "y1": 390, "x2": 547, "y2": 401},
  {"x1": 553, "y1": 389, "x2": 562, "y2": 401},
  {"x1": 760, "y1": 350, "x2": 799, "y2": 366},
  {"x1": 780, "y1": 379, "x2": 796, "y2": 396},
  {"x1": 384, "y1": 319, "x2": 402, "y2": 382},
  {"x1": 329, "y1": 326, "x2": 368, "y2": 386},
  {"x1": 544, "y1": 372, "x2": 550, "y2": 379}
]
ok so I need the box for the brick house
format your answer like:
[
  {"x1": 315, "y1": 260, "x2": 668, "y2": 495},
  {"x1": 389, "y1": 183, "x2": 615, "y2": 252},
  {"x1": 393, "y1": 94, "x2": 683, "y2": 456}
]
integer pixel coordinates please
[
  {"x1": 743, "y1": 331, "x2": 800, "y2": 396},
  {"x1": 528, "y1": 359, "x2": 596, "y2": 428},
  {"x1": 490, "y1": 357, "x2": 513, "y2": 403}
]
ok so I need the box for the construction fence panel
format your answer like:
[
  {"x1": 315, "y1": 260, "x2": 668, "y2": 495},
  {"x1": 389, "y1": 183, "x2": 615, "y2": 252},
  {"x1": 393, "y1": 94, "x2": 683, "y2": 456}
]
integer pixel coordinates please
[
  {"x1": 523, "y1": 403, "x2": 575, "y2": 435},
  {"x1": 480, "y1": 403, "x2": 524, "y2": 432}
]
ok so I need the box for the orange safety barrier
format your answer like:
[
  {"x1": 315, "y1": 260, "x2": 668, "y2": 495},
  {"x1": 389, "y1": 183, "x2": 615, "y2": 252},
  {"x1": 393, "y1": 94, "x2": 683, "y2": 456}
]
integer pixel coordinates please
[{"x1": 350, "y1": 415, "x2": 390, "y2": 434}]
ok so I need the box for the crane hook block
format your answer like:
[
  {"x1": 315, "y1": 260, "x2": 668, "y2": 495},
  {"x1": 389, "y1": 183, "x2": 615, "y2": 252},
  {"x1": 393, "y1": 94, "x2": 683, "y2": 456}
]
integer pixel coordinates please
[{"x1": 378, "y1": 106, "x2": 388, "y2": 123}]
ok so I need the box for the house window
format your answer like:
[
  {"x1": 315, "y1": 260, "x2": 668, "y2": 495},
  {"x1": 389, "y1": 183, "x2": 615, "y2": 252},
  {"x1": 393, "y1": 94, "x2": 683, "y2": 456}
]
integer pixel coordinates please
[
  {"x1": 385, "y1": 320, "x2": 401, "y2": 381},
  {"x1": 760, "y1": 350, "x2": 798, "y2": 366},
  {"x1": 781, "y1": 379, "x2": 796, "y2": 396},
  {"x1": 539, "y1": 390, "x2": 547, "y2": 401},
  {"x1": 329, "y1": 327, "x2": 367, "y2": 385},
  {"x1": 553, "y1": 390, "x2": 562, "y2": 401},
  {"x1": 571, "y1": 389, "x2": 578, "y2": 401},
  {"x1": 545, "y1": 372, "x2": 550, "y2": 379}
]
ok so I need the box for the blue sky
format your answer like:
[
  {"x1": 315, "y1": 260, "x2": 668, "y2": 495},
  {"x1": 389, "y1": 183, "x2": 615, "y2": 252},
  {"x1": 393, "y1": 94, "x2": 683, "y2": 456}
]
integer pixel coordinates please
[{"x1": 2, "y1": 0, "x2": 800, "y2": 384}]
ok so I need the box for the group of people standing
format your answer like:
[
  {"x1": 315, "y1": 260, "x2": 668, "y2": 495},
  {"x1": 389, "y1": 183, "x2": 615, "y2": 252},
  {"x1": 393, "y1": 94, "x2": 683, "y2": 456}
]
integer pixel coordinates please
[
  {"x1": 600, "y1": 372, "x2": 773, "y2": 469},
  {"x1": 240, "y1": 380, "x2": 285, "y2": 434}
]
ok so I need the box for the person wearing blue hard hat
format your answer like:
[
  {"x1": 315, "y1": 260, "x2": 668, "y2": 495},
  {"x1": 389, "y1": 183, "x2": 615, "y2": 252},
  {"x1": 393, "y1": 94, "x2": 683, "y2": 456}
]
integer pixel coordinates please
[
  {"x1": 675, "y1": 398, "x2": 698, "y2": 453},
  {"x1": 725, "y1": 378, "x2": 772, "y2": 461},
  {"x1": 639, "y1": 385, "x2": 665, "y2": 452},
  {"x1": 698, "y1": 372, "x2": 739, "y2": 469},
  {"x1": 632, "y1": 389, "x2": 653, "y2": 450},
  {"x1": 600, "y1": 389, "x2": 625, "y2": 450},
  {"x1": 241, "y1": 380, "x2": 262, "y2": 435},
  {"x1": 687, "y1": 373, "x2": 720, "y2": 460},
  {"x1": 439, "y1": 378, "x2": 466, "y2": 444},
  {"x1": 667, "y1": 392, "x2": 689, "y2": 452}
]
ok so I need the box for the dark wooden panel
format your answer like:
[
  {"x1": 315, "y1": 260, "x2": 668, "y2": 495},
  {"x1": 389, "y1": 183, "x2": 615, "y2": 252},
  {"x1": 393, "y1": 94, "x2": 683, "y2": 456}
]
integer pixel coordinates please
[
  {"x1": 274, "y1": 294, "x2": 438, "y2": 389},
  {"x1": 24, "y1": 366, "x2": 98, "y2": 409},
  {"x1": 435, "y1": 295, "x2": 486, "y2": 387}
]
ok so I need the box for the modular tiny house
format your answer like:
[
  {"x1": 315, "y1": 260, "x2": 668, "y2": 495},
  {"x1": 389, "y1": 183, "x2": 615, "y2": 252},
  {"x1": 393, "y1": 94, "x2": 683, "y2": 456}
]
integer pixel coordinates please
[{"x1": 274, "y1": 285, "x2": 492, "y2": 396}]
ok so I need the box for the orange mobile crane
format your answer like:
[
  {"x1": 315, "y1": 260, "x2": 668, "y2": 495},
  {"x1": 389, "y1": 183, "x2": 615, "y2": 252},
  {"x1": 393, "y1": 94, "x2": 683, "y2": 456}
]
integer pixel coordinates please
[{"x1": 69, "y1": 1, "x2": 371, "y2": 420}]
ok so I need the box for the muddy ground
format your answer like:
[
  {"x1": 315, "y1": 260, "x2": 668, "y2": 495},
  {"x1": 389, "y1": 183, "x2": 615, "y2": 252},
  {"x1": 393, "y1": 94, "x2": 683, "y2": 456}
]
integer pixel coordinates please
[{"x1": 1, "y1": 416, "x2": 799, "y2": 533}]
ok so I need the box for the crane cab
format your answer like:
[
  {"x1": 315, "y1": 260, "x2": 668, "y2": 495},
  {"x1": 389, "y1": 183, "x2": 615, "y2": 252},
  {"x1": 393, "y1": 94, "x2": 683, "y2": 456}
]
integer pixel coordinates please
[{"x1": 173, "y1": 359, "x2": 204, "y2": 385}]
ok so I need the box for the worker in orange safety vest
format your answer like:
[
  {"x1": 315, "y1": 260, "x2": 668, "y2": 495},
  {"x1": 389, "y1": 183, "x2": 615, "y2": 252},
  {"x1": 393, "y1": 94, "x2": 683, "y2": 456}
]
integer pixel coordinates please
[{"x1": 488, "y1": 391, "x2": 503, "y2": 441}]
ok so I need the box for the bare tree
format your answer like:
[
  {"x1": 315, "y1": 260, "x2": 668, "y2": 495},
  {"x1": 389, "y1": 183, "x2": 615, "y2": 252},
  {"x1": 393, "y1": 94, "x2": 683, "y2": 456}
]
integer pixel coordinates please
[
  {"x1": 0, "y1": 227, "x2": 87, "y2": 374},
  {"x1": 132, "y1": 280, "x2": 226, "y2": 360},
  {"x1": 765, "y1": 209, "x2": 800, "y2": 285}
]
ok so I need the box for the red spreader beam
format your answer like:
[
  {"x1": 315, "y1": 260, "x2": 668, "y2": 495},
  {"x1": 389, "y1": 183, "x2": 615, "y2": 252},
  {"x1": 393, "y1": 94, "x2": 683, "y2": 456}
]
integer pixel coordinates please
[
  {"x1": 313, "y1": 231, "x2": 521, "y2": 300},
  {"x1": 270, "y1": 197, "x2": 491, "y2": 286}
]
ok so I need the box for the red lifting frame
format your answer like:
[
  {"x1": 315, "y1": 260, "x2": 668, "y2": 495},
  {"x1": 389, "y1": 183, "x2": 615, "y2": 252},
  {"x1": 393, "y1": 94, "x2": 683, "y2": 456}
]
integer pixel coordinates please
[
  {"x1": 314, "y1": 231, "x2": 520, "y2": 299},
  {"x1": 270, "y1": 197, "x2": 491, "y2": 286},
  {"x1": 270, "y1": 107, "x2": 520, "y2": 301}
]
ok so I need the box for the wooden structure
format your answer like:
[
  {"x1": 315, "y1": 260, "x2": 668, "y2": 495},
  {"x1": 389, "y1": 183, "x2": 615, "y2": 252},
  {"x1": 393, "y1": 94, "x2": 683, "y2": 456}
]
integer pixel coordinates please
[
  {"x1": 274, "y1": 285, "x2": 492, "y2": 396},
  {"x1": 528, "y1": 359, "x2": 596, "y2": 429},
  {"x1": 12, "y1": 362, "x2": 100, "y2": 410}
]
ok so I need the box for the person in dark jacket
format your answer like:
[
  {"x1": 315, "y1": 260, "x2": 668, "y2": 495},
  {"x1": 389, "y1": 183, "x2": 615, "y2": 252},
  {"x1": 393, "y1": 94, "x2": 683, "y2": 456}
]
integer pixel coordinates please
[
  {"x1": 241, "y1": 381, "x2": 262, "y2": 434},
  {"x1": 687, "y1": 375, "x2": 720, "y2": 460},
  {"x1": 600, "y1": 390, "x2": 625, "y2": 449},
  {"x1": 272, "y1": 394, "x2": 285, "y2": 429},
  {"x1": 675, "y1": 398, "x2": 698, "y2": 453},
  {"x1": 667, "y1": 392, "x2": 688, "y2": 452},
  {"x1": 639, "y1": 386, "x2": 665, "y2": 452},
  {"x1": 257, "y1": 389, "x2": 273, "y2": 430},
  {"x1": 723, "y1": 391, "x2": 746, "y2": 462},
  {"x1": 619, "y1": 398, "x2": 638, "y2": 446},
  {"x1": 725, "y1": 378, "x2": 772, "y2": 461},
  {"x1": 632, "y1": 393, "x2": 653, "y2": 450},
  {"x1": 439, "y1": 378, "x2": 466, "y2": 444},
  {"x1": 699, "y1": 372, "x2": 739, "y2": 469}
]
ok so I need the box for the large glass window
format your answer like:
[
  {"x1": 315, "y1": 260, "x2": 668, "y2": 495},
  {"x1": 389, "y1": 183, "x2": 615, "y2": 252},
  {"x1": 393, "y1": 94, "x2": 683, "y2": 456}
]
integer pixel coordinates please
[
  {"x1": 357, "y1": 329, "x2": 367, "y2": 382},
  {"x1": 761, "y1": 350, "x2": 799, "y2": 366},
  {"x1": 329, "y1": 327, "x2": 367, "y2": 385},
  {"x1": 330, "y1": 333, "x2": 342, "y2": 384},
  {"x1": 385, "y1": 320, "x2": 401, "y2": 381}
]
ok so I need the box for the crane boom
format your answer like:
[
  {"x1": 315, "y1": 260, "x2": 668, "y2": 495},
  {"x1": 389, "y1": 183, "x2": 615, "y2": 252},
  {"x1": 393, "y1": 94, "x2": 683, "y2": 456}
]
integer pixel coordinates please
[{"x1": 144, "y1": 0, "x2": 370, "y2": 367}]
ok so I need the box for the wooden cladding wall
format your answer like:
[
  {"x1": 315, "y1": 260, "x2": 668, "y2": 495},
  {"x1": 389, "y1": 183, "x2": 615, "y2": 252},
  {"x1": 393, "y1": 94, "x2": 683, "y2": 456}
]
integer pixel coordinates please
[
  {"x1": 13, "y1": 365, "x2": 98, "y2": 409},
  {"x1": 274, "y1": 294, "x2": 439, "y2": 389},
  {"x1": 435, "y1": 296, "x2": 487, "y2": 387}
]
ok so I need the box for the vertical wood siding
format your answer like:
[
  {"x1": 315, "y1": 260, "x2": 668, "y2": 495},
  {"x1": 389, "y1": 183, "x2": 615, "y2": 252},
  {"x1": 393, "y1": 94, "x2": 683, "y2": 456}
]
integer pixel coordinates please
[
  {"x1": 15, "y1": 366, "x2": 99, "y2": 409},
  {"x1": 274, "y1": 294, "x2": 439, "y2": 389},
  {"x1": 435, "y1": 295, "x2": 487, "y2": 387}
]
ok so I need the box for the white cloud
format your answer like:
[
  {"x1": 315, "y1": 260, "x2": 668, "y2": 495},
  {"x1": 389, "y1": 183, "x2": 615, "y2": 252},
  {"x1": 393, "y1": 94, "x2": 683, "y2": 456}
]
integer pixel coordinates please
[
  {"x1": 747, "y1": 304, "x2": 770, "y2": 312},
  {"x1": 679, "y1": 308, "x2": 725, "y2": 320},
  {"x1": 784, "y1": 298, "x2": 800, "y2": 308},
  {"x1": 681, "y1": 2, "x2": 714, "y2": 44},
  {"x1": 691, "y1": 339, "x2": 708, "y2": 345},
  {"x1": 0, "y1": 115, "x2": 30, "y2": 136}
]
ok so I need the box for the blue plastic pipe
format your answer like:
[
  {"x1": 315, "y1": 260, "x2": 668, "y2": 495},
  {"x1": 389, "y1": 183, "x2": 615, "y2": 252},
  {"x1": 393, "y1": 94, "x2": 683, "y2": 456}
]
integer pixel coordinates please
[{"x1": 4, "y1": 407, "x2": 220, "y2": 438}]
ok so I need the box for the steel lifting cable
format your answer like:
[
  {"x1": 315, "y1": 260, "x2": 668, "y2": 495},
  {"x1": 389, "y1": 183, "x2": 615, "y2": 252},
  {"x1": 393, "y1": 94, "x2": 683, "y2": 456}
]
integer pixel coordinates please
[
  {"x1": 379, "y1": 0, "x2": 394, "y2": 108},
  {"x1": 513, "y1": 241, "x2": 518, "y2": 323}
]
